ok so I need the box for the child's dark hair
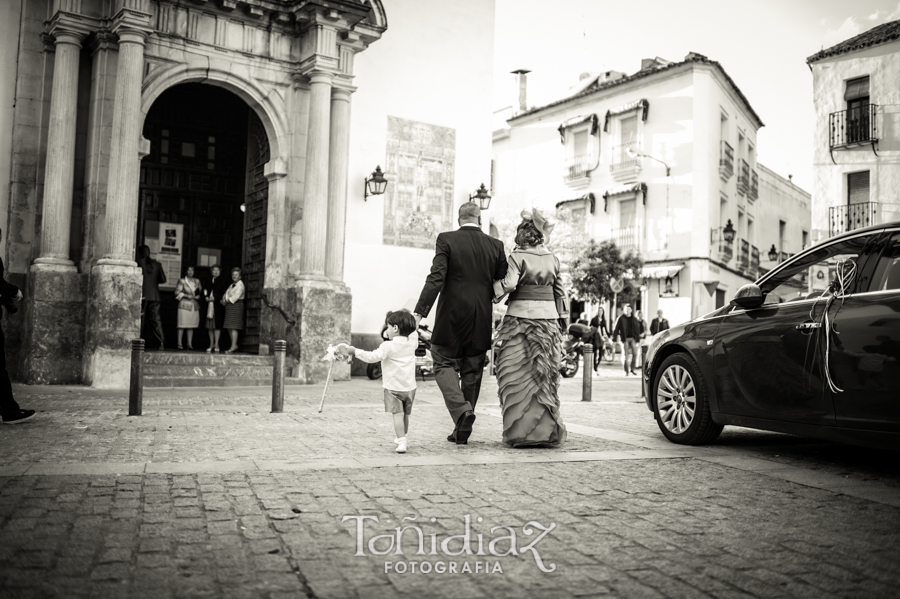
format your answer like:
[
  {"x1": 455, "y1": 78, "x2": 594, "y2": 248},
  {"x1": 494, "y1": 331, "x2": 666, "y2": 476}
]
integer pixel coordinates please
[{"x1": 385, "y1": 309, "x2": 416, "y2": 336}]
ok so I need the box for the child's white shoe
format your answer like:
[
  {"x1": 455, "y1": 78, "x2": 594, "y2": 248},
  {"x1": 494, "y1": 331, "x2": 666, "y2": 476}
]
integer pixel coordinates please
[
  {"x1": 395, "y1": 437, "x2": 407, "y2": 453},
  {"x1": 393, "y1": 438, "x2": 402, "y2": 444}
]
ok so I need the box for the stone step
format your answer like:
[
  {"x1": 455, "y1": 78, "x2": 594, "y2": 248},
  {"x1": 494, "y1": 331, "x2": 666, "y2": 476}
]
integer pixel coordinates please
[
  {"x1": 142, "y1": 351, "x2": 274, "y2": 367},
  {"x1": 143, "y1": 364, "x2": 274, "y2": 379},
  {"x1": 143, "y1": 376, "x2": 275, "y2": 388}
]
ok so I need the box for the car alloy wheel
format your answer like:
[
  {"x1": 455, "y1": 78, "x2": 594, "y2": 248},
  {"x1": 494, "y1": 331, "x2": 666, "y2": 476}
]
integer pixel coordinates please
[
  {"x1": 651, "y1": 352, "x2": 723, "y2": 445},
  {"x1": 657, "y1": 364, "x2": 695, "y2": 434}
]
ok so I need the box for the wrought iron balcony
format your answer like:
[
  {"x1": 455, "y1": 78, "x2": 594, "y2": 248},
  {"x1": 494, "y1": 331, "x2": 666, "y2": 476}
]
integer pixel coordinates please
[
  {"x1": 611, "y1": 224, "x2": 642, "y2": 255},
  {"x1": 719, "y1": 140, "x2": 734, "y2": 181},
  {"x1": 829, "y1": 104, "x2": 878, "y2": 148},
  {"x1": 737, "y1": 239, "x2": 750, "y2": 269},
  {"x1": 750, "y1": 245, "x2": 760, "y2": 270},
  {"x1": 737, "y1": 159, "x2": 750, "y2": 196},
  {"x1": 610, "y1": 141, "x2": 641, "y2": 172},
  {"x1": 749, "y1": 169, "x2": 758, "y2": 201},
  {"x1": 564, "y1": 154, "x2": 591, "y2": 182},
  {"x1": 829, "y1": 202, "x2": 878, "y2": 236}
]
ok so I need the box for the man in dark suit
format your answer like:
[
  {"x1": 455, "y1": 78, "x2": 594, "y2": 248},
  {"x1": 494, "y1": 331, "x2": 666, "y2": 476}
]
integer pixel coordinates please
[
  {"x1": 0, "y1": 228, "x2": 35, "y2": 424},
  {"x1": 650, "y1": 309, "x2": 670, "y2": 335},
  {"x1": 414, "y1": 203, "x2": 507, "y2": 444},
  {"x1": 612, "y1": 303, "x2": 641, "y2": 376},
  {"x1": 137, "y1": 245, "x2": 166, "y2": 350}
]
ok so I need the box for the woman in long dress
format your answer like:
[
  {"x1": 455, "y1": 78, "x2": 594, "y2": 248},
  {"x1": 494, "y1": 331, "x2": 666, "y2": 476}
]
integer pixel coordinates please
[
  {"x1": 174, "y1": 265, "x2": 202, "y2": 350},
  {"x1": 204, "y1": 264, "x2": 228, "y2": 352},
  {"x1": 493, "y1": 209, "x2": 568, "y2": 447},
  {"x1": 222, "y1": 266, "x2": 245, "y2": 354}
]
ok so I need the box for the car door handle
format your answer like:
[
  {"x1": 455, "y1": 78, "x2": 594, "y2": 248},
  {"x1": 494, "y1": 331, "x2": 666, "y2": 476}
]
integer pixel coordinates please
[{"x1": 795, "y1": 322, "x2": 822, "y2": 330}]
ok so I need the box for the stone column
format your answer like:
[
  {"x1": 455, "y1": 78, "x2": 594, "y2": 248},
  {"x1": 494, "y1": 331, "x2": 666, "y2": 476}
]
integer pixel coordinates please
[
  {"x1": 32, "y1": 28, "x2": 86, "y2": 272},
  {"x1": 98, "y1": 27, "x2": 148, "y2": 266},
  {"x1": 298, "y1": 70, "x2": 334, "y2": 279},
  {"x1": 325, "y1": 87, "x2": 352, "y2": 281},
  {"x1": 83, "y1": 13, "x2": 151, "y2": 388}
]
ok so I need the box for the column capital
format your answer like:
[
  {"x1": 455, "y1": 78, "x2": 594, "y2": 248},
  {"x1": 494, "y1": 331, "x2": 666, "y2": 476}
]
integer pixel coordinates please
[
  {"x1": 299, "y1": 69, "x2": 336, "y2": 86},
  {"x1": 45, "y1": 15, "x2": 94, "y2": 47},
  {"x1": 264, "y1": 157, "x2": 288, "y2": 182},
  {"x1": 331, "y1": 86, "x2": 355, "y2": 101},
  {"x1": 89, "y1": 29, "x2": 118, "y2": 54},
  {"x1": 110, "y1": 4, "x2": 153, "y2": 44}
]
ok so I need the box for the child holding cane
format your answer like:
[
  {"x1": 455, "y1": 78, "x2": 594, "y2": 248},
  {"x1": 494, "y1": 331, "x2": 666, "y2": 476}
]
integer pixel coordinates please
[{"x1": 336, "y1": 310, "x2": 418, "y2": 453}]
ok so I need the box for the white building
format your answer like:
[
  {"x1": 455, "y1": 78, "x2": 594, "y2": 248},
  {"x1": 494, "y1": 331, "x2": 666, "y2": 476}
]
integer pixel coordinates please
[
  {"x1": 808, "y1": 19, "x2": 900, "y2": 242},
  {"x1": 491, "y1": 53, "x2": 811, "y2": 325}
]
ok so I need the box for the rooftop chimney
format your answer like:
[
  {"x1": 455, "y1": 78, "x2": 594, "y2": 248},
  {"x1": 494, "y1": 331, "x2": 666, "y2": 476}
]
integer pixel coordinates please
[{"x1": 511, "y1": 69, "x2": 531, "y2": 114}]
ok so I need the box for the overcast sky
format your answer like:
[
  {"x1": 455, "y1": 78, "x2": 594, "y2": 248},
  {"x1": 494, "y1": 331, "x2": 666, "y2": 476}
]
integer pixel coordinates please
[{"x1": 493, "y1": 0, "x2": 900, "y2": 191}]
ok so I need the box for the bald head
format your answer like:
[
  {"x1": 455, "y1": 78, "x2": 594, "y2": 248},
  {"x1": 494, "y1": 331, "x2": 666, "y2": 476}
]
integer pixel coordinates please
[{"x1": 458, "y1": 202, "x2": 481, "y2": 225}]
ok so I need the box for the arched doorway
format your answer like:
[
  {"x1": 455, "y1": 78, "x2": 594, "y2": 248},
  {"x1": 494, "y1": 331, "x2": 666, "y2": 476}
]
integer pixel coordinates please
[{"x1": 138, "y1": 83, "x2": 269, "y2": 353}]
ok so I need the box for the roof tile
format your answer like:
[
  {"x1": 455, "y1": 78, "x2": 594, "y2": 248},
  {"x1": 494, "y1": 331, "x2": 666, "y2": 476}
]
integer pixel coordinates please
[{"x1": 807, "y1": 18, "x2": 900, "y2": 64}]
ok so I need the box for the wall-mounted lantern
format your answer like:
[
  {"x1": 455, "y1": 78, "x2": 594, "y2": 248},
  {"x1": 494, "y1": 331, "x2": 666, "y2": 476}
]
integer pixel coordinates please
[
  {"x1": 722, "y1": 219, "x2": 736, "y2": 244},
  {"x1": 364, "y1": 166, "x2": 388, "y2": 201},
  {"x1": 469, "y1": 183, "x2": 492, "y2": 210},
  {"x1": 767, "y1": 244, "x2": 779, "y2": 262}
]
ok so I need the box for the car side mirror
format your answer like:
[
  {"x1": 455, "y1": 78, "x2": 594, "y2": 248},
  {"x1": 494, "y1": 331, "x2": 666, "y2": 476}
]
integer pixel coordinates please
[{"x1": 731, "y1": 283, "x2": 764, "y2": 309}]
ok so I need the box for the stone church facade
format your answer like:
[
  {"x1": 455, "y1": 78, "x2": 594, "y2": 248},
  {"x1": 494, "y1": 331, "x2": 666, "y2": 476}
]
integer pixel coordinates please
[{"x1": 1, "y1": 0, "x2": 388, "y2": 387}]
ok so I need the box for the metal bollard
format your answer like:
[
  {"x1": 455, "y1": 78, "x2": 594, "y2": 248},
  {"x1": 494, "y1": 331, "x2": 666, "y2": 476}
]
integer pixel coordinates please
[
  {"x1": 271, "y1": 340, "x2": 286, "y2": 413},
  {"x1": 581, "y1": 343, "x2": 593, "y2": 402},
  {"x1": 129, "y1": 339, "x2": 144, "y2": 416}
]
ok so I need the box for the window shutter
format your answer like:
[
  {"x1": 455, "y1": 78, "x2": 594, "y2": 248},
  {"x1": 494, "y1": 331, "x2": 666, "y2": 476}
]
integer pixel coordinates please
[
  {"x1": 848, "y1": 171, "x2": 870, "y2": 205},
  {"x1": 844, "y1": 76, "x2": 870, "y2": 101}
]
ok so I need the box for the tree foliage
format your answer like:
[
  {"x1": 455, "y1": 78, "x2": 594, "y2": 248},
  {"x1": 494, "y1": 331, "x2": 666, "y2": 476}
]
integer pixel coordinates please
[{"x1": 570, "y1": 239, "x2": 644, "y2": 305}]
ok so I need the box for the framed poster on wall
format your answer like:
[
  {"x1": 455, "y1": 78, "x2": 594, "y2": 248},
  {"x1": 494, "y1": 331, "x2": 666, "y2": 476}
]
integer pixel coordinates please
[
  {"x1": 144, "y1": 220, "x2": 183, "y2": 290},
  {"x1": 197, "y1": 247, "x2": 222, "y2": 269}
]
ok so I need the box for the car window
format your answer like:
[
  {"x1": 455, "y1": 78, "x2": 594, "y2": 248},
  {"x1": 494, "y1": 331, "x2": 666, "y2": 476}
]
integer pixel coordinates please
[
  {"x1": 869, "y1": 232, "x2": 900, "y2": 292},
  {"x1": 761, "y1": 235, "x2": 871, "y2": 305}
]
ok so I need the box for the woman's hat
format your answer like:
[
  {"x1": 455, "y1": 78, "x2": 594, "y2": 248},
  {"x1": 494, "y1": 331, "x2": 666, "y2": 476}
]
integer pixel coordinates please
[{"x1": 520, "y1": 207, "x2": 555, "y2": 244}]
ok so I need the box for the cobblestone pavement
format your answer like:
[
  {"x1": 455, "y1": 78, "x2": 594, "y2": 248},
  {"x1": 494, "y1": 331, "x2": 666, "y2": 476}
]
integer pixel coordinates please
[{"x1": 1, "y1": 362, "x2": 899, "y2": 599}]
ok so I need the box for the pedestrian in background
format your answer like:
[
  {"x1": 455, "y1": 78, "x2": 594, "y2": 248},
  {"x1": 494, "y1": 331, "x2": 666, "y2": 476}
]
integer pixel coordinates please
[
  {"x1": 636, "y1": 309, "x2": 648, "y2": 340},
  {"x1": 650, "y1": 309, "x2": 670, "y2": 335},
  {"x1": 137, "y1": 245, "x2": 166, "y2": 351},
  {"x1": 589, "y1": 307, "x2": 609, "y2": 374},
  {"x1": 613, "y1": 303, "x2": 641, "y2": 376},
  {"x1": 0, "y1": 228, "x2": 34, "y2": 424},
  {"x1": 175, "y1": 265, "x2": 202, "y2": 350},
  {"x1": 204, "y1": 264, "x2": 228, "y2": 352},
  {"x1": 222, "y1": 266, "x2": 245, "y2": 354}
]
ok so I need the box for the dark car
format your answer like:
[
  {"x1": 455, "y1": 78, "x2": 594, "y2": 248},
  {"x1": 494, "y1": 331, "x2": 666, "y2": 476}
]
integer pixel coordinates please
[{"x1": 643, "y1": 221, "x2": 900, "y2": 450}]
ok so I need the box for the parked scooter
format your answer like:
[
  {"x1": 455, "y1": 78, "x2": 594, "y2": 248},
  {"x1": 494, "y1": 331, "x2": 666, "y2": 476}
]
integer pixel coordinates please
[
  {"x1": 366, "y1": 323, "x2": 434, "y2": 381},
  {"x1": 560, "y1": 322, "x2": 591, "y2": 378}
]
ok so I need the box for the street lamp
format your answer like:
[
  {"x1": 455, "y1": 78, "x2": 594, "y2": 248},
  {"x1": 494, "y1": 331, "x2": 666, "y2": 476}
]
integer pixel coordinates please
[
  {"x1": 469, "y1": 183, "x2": 492, "y2": 210},
  {"x1": 767, "y1": 244, "x2": 779, "y2": 262},
  {"x1": 625, "y1": 146, "x2": 671, "y2": 176},
  {"x1": 364, "y1": 166, "x2": 388, "y2": 201},
  {"x1": 722, "y1": 219, "x2": 736, "y2": 243}
]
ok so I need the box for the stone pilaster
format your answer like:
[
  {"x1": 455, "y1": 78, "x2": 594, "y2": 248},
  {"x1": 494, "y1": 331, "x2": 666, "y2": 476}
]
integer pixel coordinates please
[
  {"x1": 325, "y1": 87, "x2": 352, "y2": 281},
  {"x1": 298, "y1": 70, "x2": 334, "y2": 279},
  {"x1": 33, "y1": 27, "x2": 87, "y2": 272},
  {"x1": 83, "y1": 8, "x2": 152, "y2": 387}
]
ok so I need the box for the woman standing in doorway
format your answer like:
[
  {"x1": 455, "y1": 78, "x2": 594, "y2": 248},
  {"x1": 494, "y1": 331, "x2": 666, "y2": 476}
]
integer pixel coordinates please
[
  {"x1": 175, "y1": 265, "x2": 202, "y2": 350},
  {"x1": 204, "y1": 264, "x2": 229, "y2": 352},
  {"x1": 222, "y1": 267, "x2": 245, "y2": 354}
]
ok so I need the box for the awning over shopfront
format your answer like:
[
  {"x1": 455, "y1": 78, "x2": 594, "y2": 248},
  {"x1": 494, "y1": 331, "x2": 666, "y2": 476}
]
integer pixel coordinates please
[{"x1": 641, "y1": 263, "x2": 684, "y2": 279}]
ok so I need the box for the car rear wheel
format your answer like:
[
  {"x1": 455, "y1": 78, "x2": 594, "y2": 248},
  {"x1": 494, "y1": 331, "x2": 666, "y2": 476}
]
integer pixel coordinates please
[{"x1": 652, "y1": 352, "x2": 722, "y2": 445}]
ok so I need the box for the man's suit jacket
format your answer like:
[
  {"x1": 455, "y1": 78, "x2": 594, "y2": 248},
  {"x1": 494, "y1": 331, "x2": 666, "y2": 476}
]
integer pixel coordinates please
[
  {"x1": 415, "y1": 226, "x2": 507, "y2": 352},
  {"x1": 139, "y1": 258, "x2": 166, "y2": 302},
  {"x1": 650, "y1": 317, "x2": 669, "y2": 335},
  {"x1": 0, "y1": 256, "x2": 19, "y2": 322}
]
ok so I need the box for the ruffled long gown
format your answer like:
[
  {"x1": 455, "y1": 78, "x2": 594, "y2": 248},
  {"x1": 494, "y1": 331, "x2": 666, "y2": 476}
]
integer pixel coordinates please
[{"x1": 494, "y1": 245, "x2": 568, "y2": 447}]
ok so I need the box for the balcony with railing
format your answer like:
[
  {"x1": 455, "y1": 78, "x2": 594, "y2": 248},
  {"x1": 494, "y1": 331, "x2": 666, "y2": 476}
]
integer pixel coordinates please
[
  {"x1": 609, "y1": 141, "x2": 641, "y2": 181},
  {"x1": 564, "y1": 154, "x2": 591, "y2": 184},
  {"x1": 737, "y1": 159, "x2": 750, "y2": 196},
  {"x1": 829, "y1": 104, "x2": 878, "y2": 148},
  {"x1": 749, "y1": 169, "x2": 758, "y2": 201},
  {"x1": 710, "y1": 226, "x2": 733, "y2": 262},
  {"x1": 719, "y1": 140, "x2": 734, "y2": 182},
  {"x1": 750, "y1": 245, "x2": 760, "y2": 272},
  {"x1": 737, "y1": 239, "x2": 750, "y2": 269},
  {"x1": 829, "y1": 202, "x2": 879, "y2": 236},
  {"x1": 611, "y1": 224, "x2": 642, "y2": 255}
]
